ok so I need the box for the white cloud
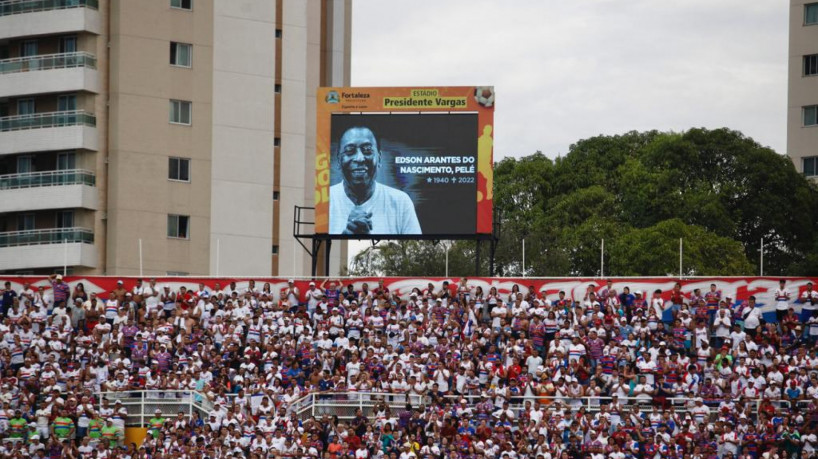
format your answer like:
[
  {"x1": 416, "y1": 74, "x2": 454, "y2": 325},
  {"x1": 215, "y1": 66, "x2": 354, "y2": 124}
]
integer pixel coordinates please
[{"x1": 351, "y1": 0, "x2": 788, "y2": 157}]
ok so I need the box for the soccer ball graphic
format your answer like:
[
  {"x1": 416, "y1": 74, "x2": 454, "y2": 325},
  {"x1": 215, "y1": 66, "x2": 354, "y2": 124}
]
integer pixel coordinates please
[{"x1": 474, "y1": 86, "x2": 494, "y2": 108}]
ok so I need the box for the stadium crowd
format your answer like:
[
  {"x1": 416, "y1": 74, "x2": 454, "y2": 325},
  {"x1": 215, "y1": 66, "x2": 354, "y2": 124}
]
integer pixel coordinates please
[{"x1": 0, "y1": 275, "x2": 817, "y2": 458}]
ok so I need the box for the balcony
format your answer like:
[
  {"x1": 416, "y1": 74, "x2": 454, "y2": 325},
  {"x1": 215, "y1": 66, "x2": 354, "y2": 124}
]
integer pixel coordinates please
[
  {"x1": 0, "y1": 0, "x2": 100, "y2": 40},
  {"x1": 0, "y1": 169, "x2": 97, "y2": 212},
  {"x1": 0, "y1": 52, "x2": 98, "y2": 98},
  {"x1": 0, "y1": 110, "x2": 97, "y2": 155},
  {"x1": 0, "y1": 227, "x2": 96, "y2": 270}
]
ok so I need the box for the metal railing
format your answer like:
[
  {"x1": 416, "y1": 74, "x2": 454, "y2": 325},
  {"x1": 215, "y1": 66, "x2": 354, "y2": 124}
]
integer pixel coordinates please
[
  {"x1": 93, "y1": 390, "x2": 803, "y2": 427},
  {"x1": 0, "y1": 0, "x2": 98, "y2": 16},
  {"x1": 0, "y1": 169, "x2": 95, "y2": 189},
  {"x1": 0, "y1": 227, "x2": 93, "y2": 247},
  {"x1": 0, "y1": 110, "x2": 96, "y2": 132},
  {"x1": 290, "y1": 391, "x2": 797, "y2": 421},
  {"x1": 0, "y1": 51, "x2": 96, "y2": 74},
  {"x1": 97, "y1": 390, "x2": 214, "y2": 427}
]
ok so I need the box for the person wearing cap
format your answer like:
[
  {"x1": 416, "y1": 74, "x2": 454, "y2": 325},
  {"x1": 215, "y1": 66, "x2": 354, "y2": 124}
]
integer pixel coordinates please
[
  {"x1": 283, "y1": 280, "x2": 300, "y2": 309},
  {"x1": 48, "y1": 273, "x2": 70, "y2": 310},
  {"x1": 148, "y1": 409, "x2": 167, "y2": 439},
  {"x1": 101, "y1": 418, "x2": 121, "y2": 448},
  {"x1": 305, "y1": 281, "x2": 323, "y2": 316}
]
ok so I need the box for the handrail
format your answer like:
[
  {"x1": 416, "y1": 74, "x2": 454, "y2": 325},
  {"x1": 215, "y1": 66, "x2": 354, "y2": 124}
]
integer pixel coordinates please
[
  {"x1": 0, "y1": 226, "x2": 93, "y2": 247},
  {"x1": 0, "y1": 110, "x2": 96, "y2": 132},
  {"x1": 91, "y1": 390, "x2": 799, "y2": 427},
  {"x1": 0, "y1": 168, "x2": 95, "y2": 189},
  {"x1": 0, "y1": 0, "x2": 98, "y2": 17},
  {"x1": 0, "y1": 51, "x2": 96, "y2": 74}
]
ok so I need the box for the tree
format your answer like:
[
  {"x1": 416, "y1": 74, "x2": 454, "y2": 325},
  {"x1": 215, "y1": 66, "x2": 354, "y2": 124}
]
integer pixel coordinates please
[
  {"x1": 608, "y1": 219, "x2": 754, "y2": 276},
  {"x1": 351, "y1": 128, "x2": 818, "y2": 276}
]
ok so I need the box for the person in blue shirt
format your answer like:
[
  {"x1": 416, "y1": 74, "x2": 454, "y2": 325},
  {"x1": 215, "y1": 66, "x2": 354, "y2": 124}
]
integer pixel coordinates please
[
  {"x1": 0, "y1": 281, "x2": 17, "y2": 317},
  {"x1": 619, "y1": 286, "x2": 635, "y2": 308}
]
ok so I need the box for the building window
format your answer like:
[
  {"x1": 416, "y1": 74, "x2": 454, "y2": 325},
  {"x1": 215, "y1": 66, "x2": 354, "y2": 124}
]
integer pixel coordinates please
[
  {"x1": 272, "y1": 245, "x2": 279, "y2": 255},
  {"x1": 274, "y1": 137, "x2": 281, "y2": 147},
  {"x1": 168, "y1": 157, "x2": 191, "y2": 182},
  {"x1": 169, "y1": 100, "x2": 192, "y2": 125},
  {"x1": 56, "y1": 211, "x2": 74, "y2": 229},
  {"x1": 17, "y1": 214, "x2": 35, "y2": 231},
  {"x1": 17, "y1": 99, "x2": 35, "y2": 115},
  {"x1": 805, "y1": 55, "x2": 818, "y2": 76},
  {"x1": 807, "y1": 3, "x2": 818, "y2": 25},
  {"x1": 805, "y1": 105, "x2": 818, "y2": 126},
  {"x1": 275, "y1": 29, "x2": 282, "y2": 38},
  {"x1": 273, "y1": 191, "x2": 280, "y2": 200},
  {"x1": 16, "y1": 156, "x2": 33, "y2": 173},
  {"x1": 171, "y1": 0, "x2": 192, "y2": 10},
  {"x1": 58, "y1": 36, "x2": 77, "y2": 54},
  {"x1": 805, "y1": 157, "x2": 818, "y2": 177},
  {"x1": 57, "y1": 152, "x2": 76, "y2": 170},
  {"x1": 170, "y1": 42, "x2": 192, "y2": 67},
  {"x1": 167, "y1": 215, "x2": 190, "y2": 239},
  {"x1": 274, "y1": 84, "x2": 282, "y2": 94},
  {"x1": 58, "y1": 94, "x2": 76, "y2": 112},
  {"x1": 20, "y1": 40, "x2": 38, "y2": 57},
  {"x1": 167, "y1": 271, "x2": 189, "y2": 276}
]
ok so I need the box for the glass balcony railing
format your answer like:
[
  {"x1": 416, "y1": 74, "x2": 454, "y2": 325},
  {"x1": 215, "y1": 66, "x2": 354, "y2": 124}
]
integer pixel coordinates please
[
  {"x1": 0, "y1": 169, "x2": 95, "y2": 190},
  {"x1": 0, "y1": 52, "x2": 96, "y2": 74},
  {"x1": 0, "y1": 227, "x2": 93, "y2": 248},
  {"x1": 0, "y1": 0, "x2": 98, "y2": 17},
  {"x1": 0, "y1": 110, "x2": 96, "y2": 132}
]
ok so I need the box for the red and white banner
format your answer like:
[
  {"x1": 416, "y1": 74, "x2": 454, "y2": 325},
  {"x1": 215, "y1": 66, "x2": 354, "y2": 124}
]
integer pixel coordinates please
[{"x1": 3, "y1": 276, "x2": 817, "y2": 318}]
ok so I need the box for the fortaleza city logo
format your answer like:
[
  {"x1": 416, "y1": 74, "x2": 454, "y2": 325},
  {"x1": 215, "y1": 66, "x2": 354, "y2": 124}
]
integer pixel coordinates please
[
  {"x1": 383, "y1": 89, "x2": 468, "y2": 109},
  {"x1": 325, "y1": 90, "x2": 340, "y2": 104}
]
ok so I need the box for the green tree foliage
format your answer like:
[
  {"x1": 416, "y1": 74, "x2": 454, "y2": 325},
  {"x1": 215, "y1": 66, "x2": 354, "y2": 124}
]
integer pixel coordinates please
[{"x1": 351, "y1": 128, "x2": 818, "y2": 276}]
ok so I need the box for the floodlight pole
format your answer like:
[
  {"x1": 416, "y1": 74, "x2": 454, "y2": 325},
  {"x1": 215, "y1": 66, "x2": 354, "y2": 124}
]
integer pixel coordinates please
[
  {"x1": 445, "y1": 242, "x2": 449, "y2": 277},
  {"x1": 600, "y1": 239, "x2": 604, "y2": 278}
]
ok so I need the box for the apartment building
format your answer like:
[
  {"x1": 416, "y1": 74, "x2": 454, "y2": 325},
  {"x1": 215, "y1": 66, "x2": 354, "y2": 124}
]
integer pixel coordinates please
[
  {"x1": 0, "y1": 0, "x2": 350, "y2": 276},
  {"x1": 788, "y1": 1, "x2": 818, "y2": 180}
]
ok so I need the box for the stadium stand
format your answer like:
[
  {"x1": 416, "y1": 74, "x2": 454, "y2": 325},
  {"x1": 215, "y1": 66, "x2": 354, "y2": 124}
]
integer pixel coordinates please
[{"x1": 0, "y1": 275, "x2": 817, "y2": 458}]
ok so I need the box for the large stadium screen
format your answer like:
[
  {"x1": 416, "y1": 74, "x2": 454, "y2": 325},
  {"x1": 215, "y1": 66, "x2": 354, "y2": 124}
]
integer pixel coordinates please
[{"x1": 315, "y1": 87, "x2": 494, "y2": 237}]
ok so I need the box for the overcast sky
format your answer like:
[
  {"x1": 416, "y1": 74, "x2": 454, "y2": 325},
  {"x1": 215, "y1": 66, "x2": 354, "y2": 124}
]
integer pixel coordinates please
[{"x1": 350, "y1": 0, "x2": 789, "y2": 159}]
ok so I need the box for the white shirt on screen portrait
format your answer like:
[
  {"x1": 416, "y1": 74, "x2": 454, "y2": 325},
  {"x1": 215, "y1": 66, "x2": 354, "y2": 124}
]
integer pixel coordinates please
[{"x1": 329, "y1": 182, "x2": 421, "y2": 235}]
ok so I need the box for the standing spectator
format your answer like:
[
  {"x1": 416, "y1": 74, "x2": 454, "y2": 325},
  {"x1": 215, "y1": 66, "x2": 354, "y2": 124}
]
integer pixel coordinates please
[
  {"x1": 774, "y1": 279, "x2": 792, "y2": 323},
  {"x1": 0, "y1": 281, "x2": 17, "y2": 318},
  {"x1": 47, "y1": 274, "x2": 70, "y2": 310},
  {"x1": 742, "y1": 297, "x2": 763, "y2": 337},
  {"x1": 801, "y1": 282, "x2": 818, "y2": 322},
  {"x1": 50, "y1": 409, "x2": 75, "y2": 442}
]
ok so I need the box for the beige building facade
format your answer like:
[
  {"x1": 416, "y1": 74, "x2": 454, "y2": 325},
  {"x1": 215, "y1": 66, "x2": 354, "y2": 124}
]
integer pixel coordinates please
[
  {"x1": 788, "y1": 1, "x2": 818, "y2": 180},
  {"x1": 0, "y1": 0, "x2": 349, "y2": 276}
]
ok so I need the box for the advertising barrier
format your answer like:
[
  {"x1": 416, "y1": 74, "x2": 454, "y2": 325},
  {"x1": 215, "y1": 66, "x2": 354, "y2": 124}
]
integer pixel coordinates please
[
  {"x1": 4, "y1": 276, "x2": 817, "y2": 322},
  {"x1": 315, "y1": 86, "x2": 495, "y2": 237}
]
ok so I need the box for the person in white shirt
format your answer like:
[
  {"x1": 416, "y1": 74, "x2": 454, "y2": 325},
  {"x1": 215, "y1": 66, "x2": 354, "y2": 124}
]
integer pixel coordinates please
[
  {"x1": 720, "y1": 424, "x2": 739, "y2": 456},
  {"x1": 774, "y1": 279, "x2": 791, "y2": 323},
  {"x1": 328, "y1": 127, "x2": 421, "y2": 235},
  {"x1": 801, "y1": 282, "x2": 818, "y2": 322},
  {"x1": 689, "y1": 398, "x2": 710, "y2": 424},
  {"x1": 713, "y1": 310, "x2": 732, "y2": 348},
  {"x1": 742, "y1": 296, "x2": 763, "y2": 337}
]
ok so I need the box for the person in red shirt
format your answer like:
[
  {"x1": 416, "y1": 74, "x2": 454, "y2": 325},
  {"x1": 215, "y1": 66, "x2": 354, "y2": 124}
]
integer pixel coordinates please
[
  {"x1": 505, "y1": 357, "x2": 522, "y2": 382},
  {"x1": 177, "y1": 286, "x2": 196, "y2": 310},
  {"x1": 669, "y1": 282, "x2": 686, "y2": 321}
]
